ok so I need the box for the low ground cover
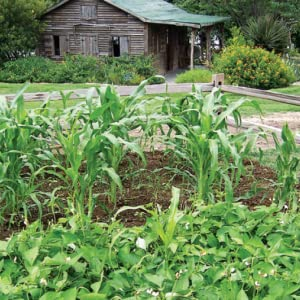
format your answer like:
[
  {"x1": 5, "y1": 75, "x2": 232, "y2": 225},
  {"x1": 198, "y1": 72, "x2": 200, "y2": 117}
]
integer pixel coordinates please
[
  {"x1": 0, "y1": 81, "x2": 299, "y2": 298},
  {"x1": 175, "y1": 69, "x2": 212, "y2": 83},
  {"x1": 2, "y1": 198, "x2": 300, "y2": 299}
]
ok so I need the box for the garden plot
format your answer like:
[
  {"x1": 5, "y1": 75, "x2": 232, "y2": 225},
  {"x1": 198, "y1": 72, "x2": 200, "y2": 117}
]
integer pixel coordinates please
[{"x1": 0, "y1": 82, "x2": 300, "y2": 299}]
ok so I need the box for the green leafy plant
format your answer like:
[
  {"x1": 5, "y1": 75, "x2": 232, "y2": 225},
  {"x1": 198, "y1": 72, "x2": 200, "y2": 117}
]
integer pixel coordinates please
[
  {"x1": 272, "y1": 124, "x2": 300, "y2": 210},
  {"x1": 157, "y1": 87, "x2": 261, "y2": 204},
  {"x1": 243, "y1": 15, "x2": 289, "y2": 53},
  {"x1": 0, "y1": 54, "x2": 157, "y2": 85},
  {"x1": 0, "y1": 84, "x2": 52, "y2": 223},
  {"x1": 1, "y1": 197, "x2": 300, "y2": 299}
]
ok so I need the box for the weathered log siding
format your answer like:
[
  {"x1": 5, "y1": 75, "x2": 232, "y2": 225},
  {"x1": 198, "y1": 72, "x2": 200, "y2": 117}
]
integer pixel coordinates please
[
  {"x1": 147, "y1": 24, "x2": 168, "y2": 74},
  {"x1": 39, "y1": 0, "x2": 145, "y2": 58},
  {"x1": 147, "y1": 24, "x2": 189, "y2": 73}
]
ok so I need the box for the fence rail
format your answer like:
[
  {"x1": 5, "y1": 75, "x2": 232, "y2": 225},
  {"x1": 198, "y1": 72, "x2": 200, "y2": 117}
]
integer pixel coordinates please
[{"x1": 220, "y1": 85, "x2": 300, "y2": 106}]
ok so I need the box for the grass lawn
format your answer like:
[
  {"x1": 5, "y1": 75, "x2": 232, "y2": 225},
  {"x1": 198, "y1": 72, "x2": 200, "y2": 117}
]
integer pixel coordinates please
[{"x1": 0, "y1": 82, "x2": 100, "y2": 94}]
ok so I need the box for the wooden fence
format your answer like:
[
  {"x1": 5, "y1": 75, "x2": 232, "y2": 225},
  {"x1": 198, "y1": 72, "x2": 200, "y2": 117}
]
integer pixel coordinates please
[{"x1": 2, "y1": 74, "x2": 300, "y2": 143}]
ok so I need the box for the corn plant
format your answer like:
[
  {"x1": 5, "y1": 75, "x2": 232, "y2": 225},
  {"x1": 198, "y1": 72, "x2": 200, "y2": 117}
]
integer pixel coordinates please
[
  {"x1": 0, "y1": 86, "x2": 53, "y2": 224},
  {"x1": 272, "y1": 124, "x2": 300, "y2": 210},
  {"x1": 158, "y1": 87, "x2": 261, "y2": 204},
  {"x1": 50, "y1": 79, "x2": 161, "y2": 220}
]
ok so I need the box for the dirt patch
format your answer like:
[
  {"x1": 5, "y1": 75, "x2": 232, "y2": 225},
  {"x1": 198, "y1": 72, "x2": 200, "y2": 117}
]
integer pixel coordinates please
[
  {"x1": 242, "y1": 112, "x2": 300, "y2": 149},
  {"x1": 0, "y1": 151, "x2": 281, "y2": 240}
]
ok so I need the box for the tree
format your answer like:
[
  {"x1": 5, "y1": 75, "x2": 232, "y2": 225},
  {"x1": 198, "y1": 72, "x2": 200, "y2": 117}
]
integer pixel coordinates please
[
  {"x1": 172, "y1": 0, "x2": 300, "y2": 50},
  {"x1": 0, "y1": 0, "x2": 46, "y2": 63}
]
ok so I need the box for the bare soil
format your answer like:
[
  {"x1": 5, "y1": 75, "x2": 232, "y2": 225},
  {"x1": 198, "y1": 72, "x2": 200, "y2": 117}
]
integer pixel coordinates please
[
  {"x1": 242, "y1": 112, "x2": 300, "y2": 149},
  {"x1": 0, "y1": 151, "x2": 279, "y2": 240}
]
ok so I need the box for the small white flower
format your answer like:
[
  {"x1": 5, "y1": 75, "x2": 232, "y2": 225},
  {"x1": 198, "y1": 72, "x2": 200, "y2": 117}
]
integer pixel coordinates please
[
  {"x1": 262, "y1": 273, "x2": 268, "y2": 278},
  {"x1": 166, "y1": 292, "x2": 178, "y2": 297},
  {"x1": 13, "y1": 256, "x2": 17, "y2": 263},
  {"x1": 270, "y1": 269, "x2": 276, "y2": 275},
  {"x1": 136, "y1": 237, "x2": 147, "y2": 250},
  {"x1": 230, "y1": 268, "x2": 236, "y2": 273},
  {"x1": 175, "y1": 272, "x2": 180, "y2": 279},
  {"x1": 67, "y1": 243, "x2": 76, "y2": 251},
  {"x1": 152, "y1": 291, "x2": 159, "y2": 297},
  {"x1": 244, "y1": 261, "x2": 250, "y2": 266},
  {"x1": 255, "y1": 281, "x2": 260, "y2": 288},
  {"x1": 185, "y1": 223, "x2": 190, "y2": 230},
  {"x1": 146, "y1": 288, "x2": 153, "y2": 294},
  {"x1": 279, "y1": 220, "x2": 284, "y2": 225},
  {"x1": 40, "y1": 278, "x2": 48, "y2": 286},
  {"x1": 283, "y1": 204, "x2": 288, "y2": 210},
  {"x1": 66, "y1": 257, "x2": 71, "y2": 262}
]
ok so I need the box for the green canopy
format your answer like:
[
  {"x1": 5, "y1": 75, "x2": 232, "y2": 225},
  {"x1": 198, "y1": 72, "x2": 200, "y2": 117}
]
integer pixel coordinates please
[
  {"x1": 104, "y1": 0, "x2": 229, "y2": 28},
  {"x1": 44, "y1": 0, "x2": 229, "y2": 28}
]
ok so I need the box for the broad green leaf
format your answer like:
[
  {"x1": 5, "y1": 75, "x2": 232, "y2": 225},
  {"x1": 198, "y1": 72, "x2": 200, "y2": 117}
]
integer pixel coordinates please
[
  {"x1": 144, "y1": 274, "x2": 165, "y2": 288},
  {"x1": 237, "y1": 289, "x2": 248, "y2": 300},
  {"x1": 80, "y1": 293, "x2": 107, "y2": 300},
  {"x1": 22, "y1": 246, "x2": 39, "y2": 266}
]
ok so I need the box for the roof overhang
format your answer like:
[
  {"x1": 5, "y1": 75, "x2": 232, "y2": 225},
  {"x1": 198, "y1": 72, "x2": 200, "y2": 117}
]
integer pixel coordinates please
[{"x1": 43, "y1": 0, "x2": 229, "y2": 29}]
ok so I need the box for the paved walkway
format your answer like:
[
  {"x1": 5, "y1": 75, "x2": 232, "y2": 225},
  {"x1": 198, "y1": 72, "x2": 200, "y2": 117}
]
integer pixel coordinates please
[{"x1": 2, "y1": 82, "x2": 213, "y2": 102}]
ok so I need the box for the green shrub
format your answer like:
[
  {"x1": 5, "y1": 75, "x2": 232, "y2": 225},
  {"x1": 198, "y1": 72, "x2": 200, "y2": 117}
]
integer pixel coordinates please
[
  {"x1": 53, "y1": 55, "x2": 105, "y2": 83},
  {"x1": 175, "y1": 68, "x2": 213, "y2": 83},
  {"x1": 0, "y1": 54, "x2": 157, "y2": 85},
  {"x1": 0, "y1": 56, "x2": 55, "y2": 83},
  {"x1": 213, "y1": 46, "x2": 296, "y2": 89}
]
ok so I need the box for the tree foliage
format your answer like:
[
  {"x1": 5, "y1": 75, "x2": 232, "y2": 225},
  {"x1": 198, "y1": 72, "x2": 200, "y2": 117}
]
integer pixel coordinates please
[
  {"x1": 0, "y1": 0, "x2": 46, "y2": 63},
  {"x1": 172, "y1": 0, "x2": 300, "y2": 49}
]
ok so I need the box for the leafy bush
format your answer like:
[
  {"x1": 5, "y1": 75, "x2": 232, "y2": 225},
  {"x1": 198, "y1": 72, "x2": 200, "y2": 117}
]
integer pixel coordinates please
[
  {"x1": 52, "y1": 55, "x2": 105, "y2": 83},
  {"x1": 0, "y1": 54, "x2": 157, "y2": 85},
  {"x1": 213, "y1": 45, "x2": 296, "y2": 89},
  {"x1": 175, "y1": 68, "x2": 213, "y2": 83},
  {"x1": 227, "y1": 26, "x2": 250, "y2": 47},
  {"x1": 0, "y1": 56, "x2": 55, "y2": 83},
  {"x1": 1, "y1": 195, "x2": 300, "y2": 299}
]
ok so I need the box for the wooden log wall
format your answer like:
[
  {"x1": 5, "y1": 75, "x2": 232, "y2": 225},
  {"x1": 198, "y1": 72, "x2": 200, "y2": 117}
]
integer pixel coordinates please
[
  {"x1": 147, "y1": 24, "x2": 189, "y2": 74},
  {"x1": 39, "y1": 0, "x2": 145, "y2": 58}
]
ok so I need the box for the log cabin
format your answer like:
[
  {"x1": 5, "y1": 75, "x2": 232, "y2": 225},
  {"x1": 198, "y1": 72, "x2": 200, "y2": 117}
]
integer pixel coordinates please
[{"x1": 37, "y1": 0, "x2": 228, "y2": 73}]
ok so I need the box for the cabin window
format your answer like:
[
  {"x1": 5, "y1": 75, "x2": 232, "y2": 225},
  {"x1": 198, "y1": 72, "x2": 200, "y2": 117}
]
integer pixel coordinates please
[
  {"x1": 112, "y1": 36, "x2": 129, "y2": 57},
  {"x1": 53, "y1": 35, "x2": 60, "y2": 56},
  {"x1": 80, "y1": 5, "x2": 97, "y2": 20}
]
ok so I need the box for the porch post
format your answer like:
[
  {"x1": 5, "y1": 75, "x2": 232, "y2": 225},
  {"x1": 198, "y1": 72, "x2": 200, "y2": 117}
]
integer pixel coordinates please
[
  {"x1": 206, "y1": 26, "x2": 212, "y2": 64},
  {"x1": 220, "y1": 24, "x2": 225, "y2": 50},
  {"x1": 190, "y1": 28, "x2": 195, "y2": 70}
]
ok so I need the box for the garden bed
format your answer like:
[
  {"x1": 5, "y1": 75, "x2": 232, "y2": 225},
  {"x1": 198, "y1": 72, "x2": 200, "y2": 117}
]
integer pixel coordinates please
[{"x1": 0, "y1": 151, "x2": 279, "y2": 240}]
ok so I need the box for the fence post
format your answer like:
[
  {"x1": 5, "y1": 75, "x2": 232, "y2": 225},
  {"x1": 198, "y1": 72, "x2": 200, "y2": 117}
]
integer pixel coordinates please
[{"x1": 212, "y1": 73, "x2": 224, "y2": 87}]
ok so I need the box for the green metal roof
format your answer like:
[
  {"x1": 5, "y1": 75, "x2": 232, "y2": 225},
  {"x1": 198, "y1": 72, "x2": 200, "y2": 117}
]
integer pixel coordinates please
[
  {"x1": 44, "y1": 0, "x2": 229, "y2": 28},
  {"x1": 104, "y1": 0, "x2": 229, "y2": 28}
]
